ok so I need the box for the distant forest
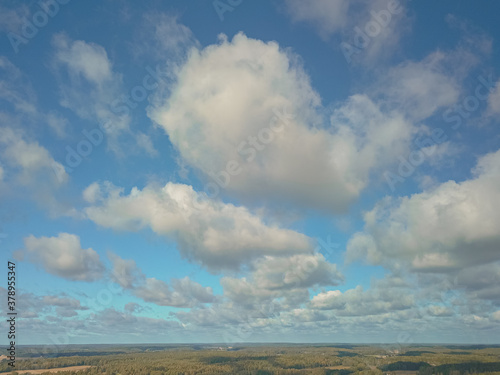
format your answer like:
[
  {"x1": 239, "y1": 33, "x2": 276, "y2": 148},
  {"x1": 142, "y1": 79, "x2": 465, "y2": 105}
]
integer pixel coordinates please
[{"x1": 2, "y1": 344, "x2": 500, "y2": 375}]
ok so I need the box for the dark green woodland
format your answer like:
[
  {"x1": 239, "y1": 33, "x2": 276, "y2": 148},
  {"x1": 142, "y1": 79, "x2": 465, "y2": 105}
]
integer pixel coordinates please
[{"x1": 2, "y1": 344, "x2": 500, "y2": 375}]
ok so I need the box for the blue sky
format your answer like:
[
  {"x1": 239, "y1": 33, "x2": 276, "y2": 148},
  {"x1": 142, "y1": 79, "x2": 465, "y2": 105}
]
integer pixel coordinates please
[{"x1": 1, "y1": 0, "x2": 500, "y2": 346}]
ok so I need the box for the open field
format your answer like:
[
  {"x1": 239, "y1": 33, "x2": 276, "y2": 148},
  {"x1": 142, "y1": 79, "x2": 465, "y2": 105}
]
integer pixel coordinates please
[
  {"x1": 5, "y1": 365, "x2": 91, "y2": 374},
  {"x1": 1, "y1": 345, "x2": 500, "y2": 374}
]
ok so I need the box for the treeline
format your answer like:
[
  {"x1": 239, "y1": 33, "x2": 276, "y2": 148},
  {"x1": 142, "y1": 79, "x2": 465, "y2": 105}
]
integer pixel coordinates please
[
  {"x1": 17, "y1": 351, "x2": 127, "y2": 358},
  {"x1": 381, "y1": 361, "x2": 432, "y2": 371},
  {"x1": 89, "y1": 350, "x2": 343, "y2": 374},
  {"x1": 402, "y1": 351, "x2": 435, "y2": 356},
  {"x1": 419, "y1": 361, "x2": 500, "y2": 375},
  {"x1": 381, "y1": 360, "x2": 500, "y2": 374}
]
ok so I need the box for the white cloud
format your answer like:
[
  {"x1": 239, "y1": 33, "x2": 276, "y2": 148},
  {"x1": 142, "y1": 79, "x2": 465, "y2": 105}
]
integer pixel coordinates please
[
  {"x1": 172, "y1": 277, "x2": 216, "y2": 304},
  {"x1": 109, "y1": 253, "x2": 215, "y2": 307},
  {"x1": 0, "y1": 3, "x2": 29, "y2": 33},
  {"x1": 0, "y1": 56, "x2": 37, "y2": 115},
  {"x1": 82, "y1": 182, "x2": 102, "y2": 204},
  {"x1": 176, "y1": 252, "x2": 343, "y2": 334},
  {"x1": 134, "y1": 13, "x2": 199, "y2": 60},
  {"x1": 427, "y1": 305, "x2": 453, "y2": 317},
  {"x1": 347, "y1": 148, "x2": 500, "y2": 274},
  {"x1": 492, "y1": 310, "x2": 500, "y2": 322},
  {"x1": 136, "y1": 132, "x2": 159, "y2": 157},
  {"x1": 375, "y1": 51, "x2": 462, "y2": 121},
  {"x1": 371, "y1": 19, "x2": 491, "y2": 123},
  {"x1": 42, "y1": 295, "x2": 88, "y2": 310},
  {"x1": 0, "y1": 290, "x2": 89, "y2": 320},
  {"x1": 0, "y1": 57, "x2": 70, "y2": 141},
  {"x1": 46, "y1": 111, "x2": 68, "y2": 138},
  {"x1": 412, "y1": 253, "x2": 457, "y2": 271},
  {"x1": 54, "y1": 35, "x2": 113, "y2": 83},
  {"x1": 309, "y1": 290, "x2": 343, "y2": 309},
  {"x1": 0, "y1": 126, "x2": 74, "y2": 216},
  {"x1": 282, "y1": 0, "x2": 410, "y2": 64},
  {"x1": 487, "y1": 79, "x2": 500, "y2": 118},
  {"x1": 220, "y1": 253, "x2": 343, "y2": 310},
  {"x1": 149, "y1": 33, "x2": 414, "y2": 212},
  {"x1": 0, "y1": 127, "x2": 64, "y2": 184},
  {"x1": 85, "y1": 181, "x2": 313, "y2": 271},
  {"x1": 41, "y1": 294, "x2": 89, "y2": 318},
  {"x1": 351, "y1": 0, "x2": 410, "y2": 66},
  {"x1": 17, "y1": 233, "x2": 105, "y2": 282},
  {"x1": 108, "y1": 252, "x2": 144, "y2": 289},
  {"x1": 310, "y1": 285, "x2": 414, "y2": 315},
  {"x1": 124, "y1": 302, "x2": 143, "y2": 314},
  {"x1": 282, "y1": 0, "x2": 350, "y2": 38},
  {"x1": 51, "y1": 33, "x2": 130, "y2": 153},
  {"x1": 51, "y1": 33, "x2": 171, "y2": 158},
  {"x1": 454, "y1": 262, "x2": 500, "y2": 304},
  {"x1": 134, "y1": 277, "x2": 215, "y2": 308},
  {"x1": 248, "y1": 253, "x2": 343, "y2": 290}
]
